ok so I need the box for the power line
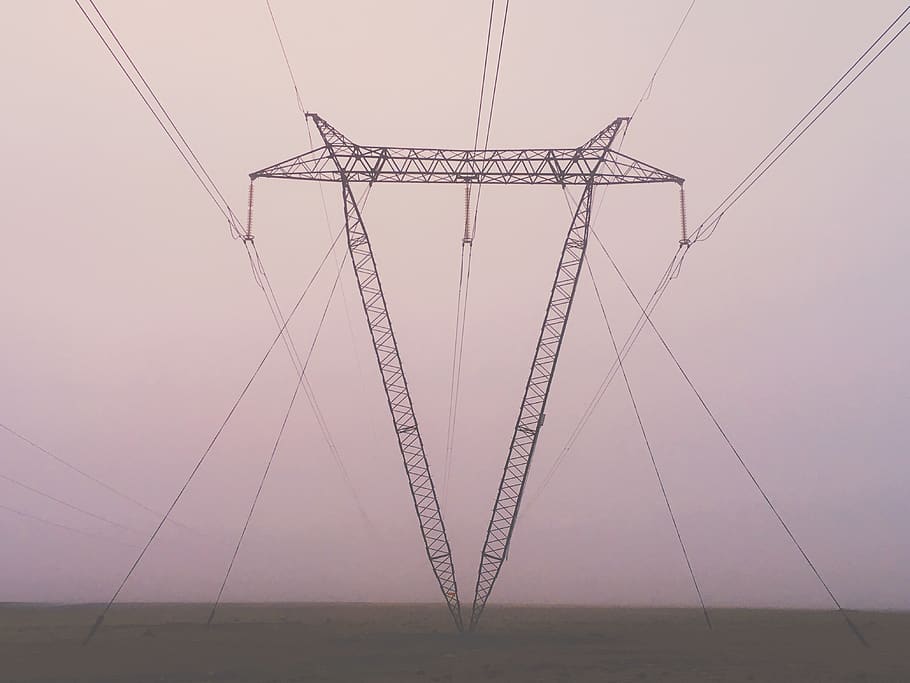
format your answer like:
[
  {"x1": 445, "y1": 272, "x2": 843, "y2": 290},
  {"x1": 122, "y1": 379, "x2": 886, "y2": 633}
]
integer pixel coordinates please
[
  {"x1": 583, "y1": 256, "x2": 710, "y2": 629},
  {"x1": 591, "y1": 231, "x2": 868, "y2": 647},
  {"x1": 0, "y1": 502, "x2": 138, "y2": 550},
  {"x1": 265, "y1": 0, "x2": 306, "y2": 115},
  {"x1": 532, "y1": 3, "x2": 910, "y2": 508},
  {"x1": 73, "y1": 0, "x2": 243, "y2": 236},
  {"x1": 0, "y1": 471, "x2": 139, "y2": 536},
  {"x1": 248, "y1": 241, "x2": 367, "y2": 512},
  {"x1": 442, "y1": 236, "x2": 471, "y2": 507},
  {"x1": 442, "y1": 1, "x2": 498, "y2": 506},
  {"x1": 208, "y1": 245, "x2": 348, "y2": 625},
  {"x1": 472, "y1": 1, "x2": 497, "y2": 150},
  {"x1": 74, "y1": 0, "x2": 303, "y2": 386},
  {"x1": 82, "y1": 224, "x2": 346, "y2": 645},
  {"x1": 75, "y1": 0, "x2": 367, "y2": 529},
  {"x1": 442, "y1": 0, "x2": 510, "y2": 505},
  {"x1": 600, "y1": 1, "x2": 696, "y2": 228},
  {"x1": 246, "y1": 192, "x2": 370, "y2": 531},
  {"x1": 247, "y1": 186, "x2": 376, "y2": 530},
  {"x1": 74, "y1": 0, "x2": 294, "y2": 389},
  {"x1": 619, "y1": 0, "x2": 696, "y2": 149},
  {"x1": 692, "y1": 3, "x2": 910, "y2": 243},
  {"x1": 253, "y1": 228, "x2": 375, "y2": 531},
  {"x1": 480, "y1": 0, "x2": 510, "y2": 153},
  {"x1": 524, "y1": 245, "x2": 684, "y2": 510},
  {"x1": 262, "y1": 0, "x2": 379, "y2": 459},
  {"x1": 0, "y1": 422, "x2": 196, "y2": 534},
  {"x1": 442, "y1": 244, "x2": 474, "y2": 507}
]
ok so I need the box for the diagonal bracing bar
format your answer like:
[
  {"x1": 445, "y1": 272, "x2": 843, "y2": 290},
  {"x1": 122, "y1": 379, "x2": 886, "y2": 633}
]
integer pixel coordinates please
[{"x1": 469, "y1": 184, "x2": 594, "y2": 630}]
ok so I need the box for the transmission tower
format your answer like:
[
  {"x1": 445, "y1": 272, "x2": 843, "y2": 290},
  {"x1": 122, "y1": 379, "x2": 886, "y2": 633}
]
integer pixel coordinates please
[{"x1": 251, "y1": 114, "x2": 683, "y2": 632}]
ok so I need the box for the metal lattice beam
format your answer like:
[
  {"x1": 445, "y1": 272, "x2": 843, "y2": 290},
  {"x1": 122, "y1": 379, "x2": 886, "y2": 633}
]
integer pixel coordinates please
[{"x1": 252, "y1": 114, "x2": 680, "y2": 186}]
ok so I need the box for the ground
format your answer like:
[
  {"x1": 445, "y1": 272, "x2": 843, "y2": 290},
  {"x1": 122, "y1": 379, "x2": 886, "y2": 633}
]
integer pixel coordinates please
[{"x1": 2, "y1": 603, "x2": 908, "y2": 682}]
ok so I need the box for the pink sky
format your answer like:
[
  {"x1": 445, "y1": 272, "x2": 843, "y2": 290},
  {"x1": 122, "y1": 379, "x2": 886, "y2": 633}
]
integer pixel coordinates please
[{"x1": 1, "y1": 1, "x2": 908, "y2": 611}]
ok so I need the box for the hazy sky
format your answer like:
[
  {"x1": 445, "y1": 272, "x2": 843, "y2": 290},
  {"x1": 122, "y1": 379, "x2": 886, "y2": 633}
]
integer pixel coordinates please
[{"x1": 1, "y1": 1, "x2": 908, "y2": 613}]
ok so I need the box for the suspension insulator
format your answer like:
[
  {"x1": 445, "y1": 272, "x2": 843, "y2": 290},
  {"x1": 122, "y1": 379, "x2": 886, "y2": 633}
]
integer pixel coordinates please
[
  {"x1": 244, "y1": 179, "x2": 255, "y2": 242},
  {"x1": 679, "y1": 183, "x2": 689, "y2": 246},
  {"x1": 463, "y1": 184, "x2": 473, "y2": 244}
]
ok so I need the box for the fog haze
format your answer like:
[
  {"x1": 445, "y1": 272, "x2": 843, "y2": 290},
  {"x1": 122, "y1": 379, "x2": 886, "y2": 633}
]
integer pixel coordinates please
[{"x1": 1, "y1": 1, "x2": 908, "y2": 611}]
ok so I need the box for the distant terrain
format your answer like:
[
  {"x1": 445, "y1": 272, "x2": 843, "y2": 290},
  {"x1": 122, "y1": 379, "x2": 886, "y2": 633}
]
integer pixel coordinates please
[{"x1": 2, "y1": 603, "x2": 908, "y2": 682}]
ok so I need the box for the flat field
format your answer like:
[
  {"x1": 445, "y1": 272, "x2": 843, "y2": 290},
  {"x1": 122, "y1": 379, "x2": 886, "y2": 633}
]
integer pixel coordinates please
[{"x1": 2, "y1": 603, "x2": 908, "y2": 682}]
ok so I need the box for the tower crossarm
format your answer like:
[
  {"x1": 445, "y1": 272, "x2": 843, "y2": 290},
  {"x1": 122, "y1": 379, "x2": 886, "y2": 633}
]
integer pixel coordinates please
[{"x1": 251, "y1": 114, "x2": 682, "y2": 186}]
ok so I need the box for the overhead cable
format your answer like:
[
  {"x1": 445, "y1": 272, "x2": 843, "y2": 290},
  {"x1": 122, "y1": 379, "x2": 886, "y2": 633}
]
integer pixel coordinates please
[
  {"x1": 618, "y1": 0, "x2": 696, "y2": 150},
  {"x1": 265, "y1": 0, "x2": 306, "y2": 115},
  {"x1": 442, "y1": 0, "x2": 510, "y2": 505},
  {"x1": 480, "y1": 0, "x2": 510, "y2": 153},
  {"x1": 75, "y1": 0, "x2": 367, "y2": 530},
  {"x1": 73, "y1": 0, "x2": 243, "y2": 236},
  {"x1": 524, "y1": 245, "x2": 684, "y2": 510},
  {"x1": 0, "y1": 471, "x2": 139, "y2": 536},
  {"x1": 592, "y1": 231, "x2": 868, "y2": 647},
  {"x1": 208, "y1": 245, "x2": 350, "y2": 625},
  {"x1": 0, "y1": 502, "x2": 138, "y2": 550},
  {"x1": 263, "y1": 0, "x2": 377, "y2": 449},
  {"x1": 692, "y1": 4, "x2": 910, "y2": 243},
  {"x1": 472, "y1": 1, "x2": 497, "y2": 150},
  {"x1": 0, "y1": 422, "x2": 196, "y2": 534},
  {"x1": 533, "y1": 3, "x2": 910, "y2": 507},
  {"x1": 82, "y1": 224, "x2": 347, "y2": 645},
  {"x1": 596, "y1": 2, "x2": 696, "y2": 226},
  {"x1": 583, "y1": 256, "x2": 710, "y2": 628}
]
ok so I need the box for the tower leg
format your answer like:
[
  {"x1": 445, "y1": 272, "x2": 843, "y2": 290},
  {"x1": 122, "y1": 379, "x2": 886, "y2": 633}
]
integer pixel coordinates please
[
  {"x1": 470, "y1": 183, "x2": 594, "y2": 630},
  {"x1": 341, "y1": 181, "x2": 463, "y2": 631}
]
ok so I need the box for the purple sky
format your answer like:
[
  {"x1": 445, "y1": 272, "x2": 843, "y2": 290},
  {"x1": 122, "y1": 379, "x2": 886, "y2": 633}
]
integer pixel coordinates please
[{"x1": 1, "y1": 1, "x2": 908, "y2": 611}]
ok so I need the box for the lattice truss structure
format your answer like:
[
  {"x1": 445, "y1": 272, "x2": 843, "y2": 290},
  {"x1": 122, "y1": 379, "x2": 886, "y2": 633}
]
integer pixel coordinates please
[{"x1": 251, "y1": 114, "x2": 683, "y2": 632}]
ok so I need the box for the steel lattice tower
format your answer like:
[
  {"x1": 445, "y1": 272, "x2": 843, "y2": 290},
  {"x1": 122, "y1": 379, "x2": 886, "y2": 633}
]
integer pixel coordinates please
[{"x1": 251, "y1": 114, "x2": 683, "y2": 631}]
